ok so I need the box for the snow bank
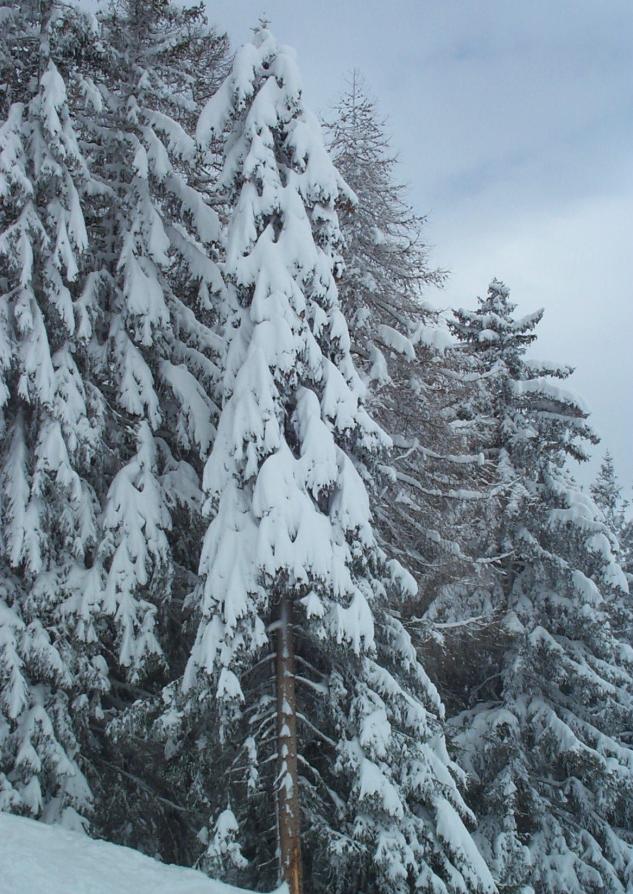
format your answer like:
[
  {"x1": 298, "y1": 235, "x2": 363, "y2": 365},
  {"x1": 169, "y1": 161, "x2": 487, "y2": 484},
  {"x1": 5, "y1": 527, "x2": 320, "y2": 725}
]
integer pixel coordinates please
[{"x1": 0, "y1": 814, "x2": 277, "y2": 894}]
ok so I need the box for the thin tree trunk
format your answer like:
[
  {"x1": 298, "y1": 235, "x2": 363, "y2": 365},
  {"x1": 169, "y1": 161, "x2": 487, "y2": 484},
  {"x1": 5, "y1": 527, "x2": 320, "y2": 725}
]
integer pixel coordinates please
[
  {"x1": 275, "y1": 595, "x2": 302, "y2": 894},
  {"x1": 39, "y1": 0, "x2": 52, "y2": 71}
]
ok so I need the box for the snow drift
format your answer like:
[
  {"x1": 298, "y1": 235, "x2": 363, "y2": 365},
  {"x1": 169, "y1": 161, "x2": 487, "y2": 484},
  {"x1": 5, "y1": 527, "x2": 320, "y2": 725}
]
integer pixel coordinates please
[{"x1": 0, "y1": 814, "x2": 278, "y2": 894}]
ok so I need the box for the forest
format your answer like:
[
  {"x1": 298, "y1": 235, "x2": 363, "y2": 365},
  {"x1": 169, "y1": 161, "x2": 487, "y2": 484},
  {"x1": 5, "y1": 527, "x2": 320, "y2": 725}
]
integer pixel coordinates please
[{"x1": 1, "y1": 2, "x2": 632, "y2": 893}]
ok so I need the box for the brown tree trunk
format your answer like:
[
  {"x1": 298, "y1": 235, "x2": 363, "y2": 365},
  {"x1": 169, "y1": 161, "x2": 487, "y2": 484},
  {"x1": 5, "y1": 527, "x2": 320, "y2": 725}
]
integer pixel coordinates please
[{"x1": 275, "y1": 595, "x2": 303, "y2": 894}]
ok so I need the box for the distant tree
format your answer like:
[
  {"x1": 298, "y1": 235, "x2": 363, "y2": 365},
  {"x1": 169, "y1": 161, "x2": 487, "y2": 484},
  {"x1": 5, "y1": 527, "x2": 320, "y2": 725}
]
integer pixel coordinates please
[
  {"x1": 620, "y1": 506, "x2": 633, "y2": 579},
  {"x1": 591, "y1": 453, "x2": 623, "y2": 521},
  {"x1": 591, "y1": 451, "x2": 629, "y2": 551}
]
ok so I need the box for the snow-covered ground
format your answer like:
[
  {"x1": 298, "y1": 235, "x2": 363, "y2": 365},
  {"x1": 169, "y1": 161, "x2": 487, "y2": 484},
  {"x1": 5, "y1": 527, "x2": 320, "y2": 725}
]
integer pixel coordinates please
[{"x1": 0, "y1": 814, "x2": 274, "y2": 894}]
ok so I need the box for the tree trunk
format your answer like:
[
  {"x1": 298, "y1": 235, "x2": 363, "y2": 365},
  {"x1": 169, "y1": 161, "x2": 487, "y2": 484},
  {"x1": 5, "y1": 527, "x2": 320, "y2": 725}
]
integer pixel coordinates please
[
  {"x1": 275, "y1": 595, "x2": 302, "y2": 894},
  {"x1": 39, "y1": 0, "x2": 53, "y2": 69}
]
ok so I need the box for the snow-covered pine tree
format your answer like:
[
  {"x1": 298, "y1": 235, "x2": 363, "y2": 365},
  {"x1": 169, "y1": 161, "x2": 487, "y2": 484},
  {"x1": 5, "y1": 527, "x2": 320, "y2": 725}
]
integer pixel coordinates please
[
  {"x1": 163, "y1": 27, "x2": 496, "y2": 894},
  {"x1": 450, "y1": 280, "x2": 633, "y2": 893},
  {"x1": 620, "y1": 513, "x2": 633, "y2": 581},
  {"x1": 83, "y1": 0, "x2": 228, "y2": 678},
  {"x1": 0, "y1": 0, "x2": 106, "y2": 829},
  {"x1": 325, "y1": 75, "x2": 496, "y2": 705},
  {"x1": 589, "y1": 456, "x2": 633, "y2": 695},
  {"x1": 68, "y1": 0, "x2": 230, "y2": 857},
  {"x1": 591, "y1": 451, "x2": 629, "y2": 546}
]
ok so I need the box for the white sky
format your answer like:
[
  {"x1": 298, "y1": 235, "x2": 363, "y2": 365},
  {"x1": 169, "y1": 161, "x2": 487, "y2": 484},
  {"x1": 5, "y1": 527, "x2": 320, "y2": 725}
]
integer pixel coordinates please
[{"x1": 207, "y1": 0, "x2": 633, "y2": 493}]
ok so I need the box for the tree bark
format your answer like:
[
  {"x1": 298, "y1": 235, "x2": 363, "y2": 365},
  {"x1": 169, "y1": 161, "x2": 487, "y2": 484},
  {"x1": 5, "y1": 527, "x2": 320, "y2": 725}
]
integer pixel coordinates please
[
  {"x1": 39, "y1": 0, "x2": 53, "y2": 70},
  {"x1": 275, "y1": 595, "x2": 302, "y2": 894}
]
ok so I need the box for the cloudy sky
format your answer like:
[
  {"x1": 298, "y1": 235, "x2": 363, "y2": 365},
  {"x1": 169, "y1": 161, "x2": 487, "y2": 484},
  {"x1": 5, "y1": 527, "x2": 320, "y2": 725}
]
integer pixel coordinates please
[{"x1": 207, "y1": 0, "x2": 632, "y2": 491}]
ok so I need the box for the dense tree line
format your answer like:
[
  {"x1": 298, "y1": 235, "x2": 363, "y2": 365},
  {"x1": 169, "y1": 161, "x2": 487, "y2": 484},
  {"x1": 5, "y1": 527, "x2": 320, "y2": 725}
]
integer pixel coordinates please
[{"x1": 1, "y1": 3, "x2": 631, "y2": 893}]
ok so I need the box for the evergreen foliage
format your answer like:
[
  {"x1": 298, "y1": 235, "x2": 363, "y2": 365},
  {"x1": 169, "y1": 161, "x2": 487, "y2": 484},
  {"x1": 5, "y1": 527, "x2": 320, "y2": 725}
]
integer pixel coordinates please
[
  {"x1": 591, "y1": 453, "x2": 626, "y2": 530},
  {"x1": 0, "y1": 0, "x2": 230, "y2": 857},
  {"x1": 161, "y1": 28, "x2": 495, "y2": 894},
  {"x1": 73, "y1": 0, "x2": 229, "y2": 856},
  {"x1": 620, "y1": 517, "x2": 633, "y2": 580},
  {"x1": 591, "y1": 452, "x2": 630, "y2": 562},
  {"x1": 0, "y1": 0, "x2": 105, "y2": 829},
  {"x1": 1, "y1": 6, "x2": 631, "y2": 894},
  {"x1": 325, "y1": 76, "x2": 492, "y2": 659},
  {"x1": 449, "y1": 281, "x2": 633, "y2": 894}
]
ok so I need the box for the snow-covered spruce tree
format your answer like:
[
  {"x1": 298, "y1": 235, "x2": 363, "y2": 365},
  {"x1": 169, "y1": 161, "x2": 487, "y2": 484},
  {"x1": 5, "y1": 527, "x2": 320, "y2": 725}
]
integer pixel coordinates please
[
  {"x1": 591, "y1": 452, "x2": 629, "y2": 546},
  {"x1": 449, "y1": 280, "x2": 633, "y2": 893},
  {"x1": 325, "y1": 75, "x2": 496, "y2": 703},
  {"x1": 0, "y1": 0, "x2": 107, "y2": 828},
  {"x1": 159, "y1": 27, "x2": 496, "y2": 894},
  {"x1": 590, "y1": 456, "x2": 633, "y2": 679},
  {"x1": 620, "y1": 514, "x2": 633, "y2": 581},
  {"x1": 590, "y1": 454, "x2": 633, "y2": 616},
  {"x1": 65, "y1": 0, "x2": 230, "y2": 858}
]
